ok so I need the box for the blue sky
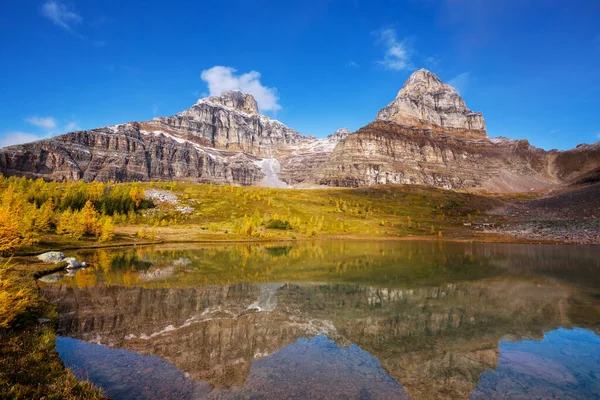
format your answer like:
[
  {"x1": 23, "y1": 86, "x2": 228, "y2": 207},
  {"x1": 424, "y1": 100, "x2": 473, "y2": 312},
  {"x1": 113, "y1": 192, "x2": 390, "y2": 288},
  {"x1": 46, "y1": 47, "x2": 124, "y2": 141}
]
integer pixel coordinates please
[{"x1": 1, "y1": 0, "x2": 599, "y2": 150}]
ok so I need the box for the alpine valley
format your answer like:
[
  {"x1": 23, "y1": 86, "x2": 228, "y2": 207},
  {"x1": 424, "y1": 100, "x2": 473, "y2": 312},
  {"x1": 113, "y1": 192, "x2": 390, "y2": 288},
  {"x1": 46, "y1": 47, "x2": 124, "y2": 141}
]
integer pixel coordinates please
[{"x1": 2, "y1": 69, "x2": 599, "y2": 193}]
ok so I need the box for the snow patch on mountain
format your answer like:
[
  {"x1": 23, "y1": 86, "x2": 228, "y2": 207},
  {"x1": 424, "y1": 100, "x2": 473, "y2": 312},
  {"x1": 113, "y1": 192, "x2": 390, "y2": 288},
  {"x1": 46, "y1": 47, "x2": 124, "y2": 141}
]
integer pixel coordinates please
[{"x1": 254, "y1": 158, "x2": 289, "y2": 188}]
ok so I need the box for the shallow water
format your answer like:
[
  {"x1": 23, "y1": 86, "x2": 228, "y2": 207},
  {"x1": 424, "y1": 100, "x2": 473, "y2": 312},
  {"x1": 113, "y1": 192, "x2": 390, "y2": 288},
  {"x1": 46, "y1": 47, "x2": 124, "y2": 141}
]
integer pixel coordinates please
[{"x1": 39, "y1": 241, "x2": 600, "y2": 399}]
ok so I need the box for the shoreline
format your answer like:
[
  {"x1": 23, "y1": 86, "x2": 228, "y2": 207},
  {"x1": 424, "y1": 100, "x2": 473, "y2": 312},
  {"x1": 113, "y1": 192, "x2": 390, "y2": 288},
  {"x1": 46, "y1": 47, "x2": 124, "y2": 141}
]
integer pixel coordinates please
[{"x1": 16, "y1": 232, "x2": 596, "y2": 258}]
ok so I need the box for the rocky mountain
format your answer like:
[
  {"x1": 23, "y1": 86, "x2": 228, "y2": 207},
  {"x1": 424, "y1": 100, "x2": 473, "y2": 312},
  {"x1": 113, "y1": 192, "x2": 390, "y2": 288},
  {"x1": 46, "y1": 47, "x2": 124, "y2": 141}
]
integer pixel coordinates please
[
  {"x1": 313, "y1": 71, "x2": 600, "y2": 192},
  {"x1": 148, "y1": 91, "x2": 311, "y2": 157},
  {"x1": 376, "y1": 69, "x2": 486, "y2": 138},
  {"x1": 0, "y1": 91, "x2": 329, "y2": 185},
  {"x1": 1, "y1": 71, "x2": 599, "y2": 192},
  {"x1": 278, "y1": 128, "x2": 351, "y2": 186}
]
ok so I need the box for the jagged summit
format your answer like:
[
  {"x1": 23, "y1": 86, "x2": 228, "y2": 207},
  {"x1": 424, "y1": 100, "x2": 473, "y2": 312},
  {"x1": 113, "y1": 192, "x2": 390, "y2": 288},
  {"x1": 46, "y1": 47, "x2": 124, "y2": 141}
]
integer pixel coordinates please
[
  {"x1": 328, "y1": 128, "x2": 351, "y2": 140},
  {"x1": 376, "y1": 68, "x2": 486, "y2": 137},
  {"x1": 399, "y1": 68, "x2": 445, "y2": 94},
  {"x1": 195, "y1": 90, "x2": 259, "y2": 115}
]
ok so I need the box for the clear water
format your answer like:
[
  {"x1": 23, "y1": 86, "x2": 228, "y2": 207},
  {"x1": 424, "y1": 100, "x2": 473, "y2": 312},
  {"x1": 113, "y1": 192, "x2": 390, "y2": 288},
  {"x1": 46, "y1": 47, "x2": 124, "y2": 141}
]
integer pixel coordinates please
[{"x1": 39, "y1": 241, "x2": 600, "y2": 399}]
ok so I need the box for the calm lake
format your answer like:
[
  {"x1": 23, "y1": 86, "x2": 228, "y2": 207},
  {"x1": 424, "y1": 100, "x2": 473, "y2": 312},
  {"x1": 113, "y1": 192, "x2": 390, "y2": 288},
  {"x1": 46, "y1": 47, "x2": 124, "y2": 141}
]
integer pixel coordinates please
[{"x1": 38, "y1": 241, "x2": 600, "y2": 399}]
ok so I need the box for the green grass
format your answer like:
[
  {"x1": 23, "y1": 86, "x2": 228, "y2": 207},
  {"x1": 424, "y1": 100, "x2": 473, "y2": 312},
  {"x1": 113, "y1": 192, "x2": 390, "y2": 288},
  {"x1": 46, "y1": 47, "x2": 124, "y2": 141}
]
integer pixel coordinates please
[
  {"x1": 128, "y1": 182, "x2": 504, "y2": 241},
  {"x1": 1, "y1": 177, "x2": 511, "y2": 255}
]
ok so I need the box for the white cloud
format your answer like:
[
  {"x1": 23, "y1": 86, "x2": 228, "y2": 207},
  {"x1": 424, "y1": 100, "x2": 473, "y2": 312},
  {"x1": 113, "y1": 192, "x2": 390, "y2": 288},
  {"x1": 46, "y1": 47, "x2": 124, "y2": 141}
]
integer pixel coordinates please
[
  {"x1": 448, "y1": 72, "x2": 471, "y2": 95},
  {"x1": 25, "y1": 116, "x2": 57, "y2": 130},
  {"x1": 346, "y1": 60, "x2": 360, "y2": 68},
  {"x1": 41, "y1": 1, "x2": 82, "y2": 32},
  {"x1": 65, "y1": 122, "x2": 80, "y2": 132},
  {"x1": 200, "y1": 66, "x2": 281, "y2": 112},
  {"x1": 373, "y1": 28, "x2": 412, "y2": 71},
  {"x1": 0, "y1": 132, "x2": 47, "y2": 149}
]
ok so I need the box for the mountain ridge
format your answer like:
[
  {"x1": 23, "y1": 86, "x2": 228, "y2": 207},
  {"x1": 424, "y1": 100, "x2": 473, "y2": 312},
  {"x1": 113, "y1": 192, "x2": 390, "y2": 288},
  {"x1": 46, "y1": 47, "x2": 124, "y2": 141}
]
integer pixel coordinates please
[{"x1": 1, "y1": 69, "x2": 598, "y2": 192}]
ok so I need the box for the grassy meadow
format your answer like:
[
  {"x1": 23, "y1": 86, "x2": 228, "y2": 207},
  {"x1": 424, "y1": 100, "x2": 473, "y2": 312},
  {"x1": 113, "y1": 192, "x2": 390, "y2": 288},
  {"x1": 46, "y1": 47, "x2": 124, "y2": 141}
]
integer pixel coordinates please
[{"x1": 0, "y1": 175, "x2": 507, "y2": 256}]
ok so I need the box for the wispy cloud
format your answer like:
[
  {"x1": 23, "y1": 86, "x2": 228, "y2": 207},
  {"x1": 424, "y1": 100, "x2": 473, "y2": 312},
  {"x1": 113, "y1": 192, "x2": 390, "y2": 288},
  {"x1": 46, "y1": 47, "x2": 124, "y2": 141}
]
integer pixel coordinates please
[
  {"x1": 200, "y1": 66, "x2": 281, "y2": 112},
  {"x1": 448, "y1": 72, "x2": 471, "y2": 95},
  {"x1": 25, "y1": 116, "x2": 80, "y2": 134},
  {"x1": 25, "y1": 116, "x2": 57, "y2": 130},
  {"x1": 596, "y1": 132, "x2": 600, "y2": 139},
  {"x1": 372, "y1": 28, "x2": 412, "y2": 71},
  {"x1": 346, "y1": 60, "x2": 360, "y2": 68},
  {"x1": 41, "y1": 1, "x2": 107, "y2": 45},
  {"x1": 0, "y1": 132, "x2": 48, "y2": 148},
  {"x1": 64, "y1": 121, "x2": 80, "y2": 132},
  {"x1": 41, "y1": 1, "x2": 82, "y2": 33}
]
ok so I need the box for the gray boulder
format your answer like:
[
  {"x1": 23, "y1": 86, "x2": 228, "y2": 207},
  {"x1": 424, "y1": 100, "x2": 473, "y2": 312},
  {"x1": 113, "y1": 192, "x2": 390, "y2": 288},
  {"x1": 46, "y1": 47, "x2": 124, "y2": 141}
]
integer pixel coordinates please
[
  {"x1": 63, "y1": 257, "x2": 83, "y2": 269},
  {"x1": 37, "y1": 251, "x2": 65, "y2": 264}
]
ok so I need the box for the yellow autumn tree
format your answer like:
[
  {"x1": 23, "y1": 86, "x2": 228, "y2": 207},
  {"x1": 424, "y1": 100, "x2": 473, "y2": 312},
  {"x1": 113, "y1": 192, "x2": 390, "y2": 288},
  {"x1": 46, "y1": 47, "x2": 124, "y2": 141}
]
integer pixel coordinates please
[
  {"x1": 129, "y1": 186, "x2": 145, "y2": 208},
  {"x1": 99, "y1": 216, "x2": 115, "y2": 242},
  {"x1": 80, "y1": 200, "x2": 101, "y2": 236},
  {"x1": 56, "y1": 208, "x2": 84, "y2": 238},
  {"x1": 0, "y1": 198, "x2": 21, "y2": 255},
  {"x1": 0, "y1": 187, "x2": 39, "y2": 254},
  {"x1": 32, "y1": 198, "x2": 55, "y2": 233}
]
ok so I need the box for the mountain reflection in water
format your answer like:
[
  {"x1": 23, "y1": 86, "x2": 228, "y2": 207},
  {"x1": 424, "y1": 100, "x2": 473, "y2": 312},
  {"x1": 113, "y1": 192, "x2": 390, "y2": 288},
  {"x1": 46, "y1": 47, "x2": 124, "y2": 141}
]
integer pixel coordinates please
[{"x1": 39, "y1": 241, "x2": 600, "y2": 399}]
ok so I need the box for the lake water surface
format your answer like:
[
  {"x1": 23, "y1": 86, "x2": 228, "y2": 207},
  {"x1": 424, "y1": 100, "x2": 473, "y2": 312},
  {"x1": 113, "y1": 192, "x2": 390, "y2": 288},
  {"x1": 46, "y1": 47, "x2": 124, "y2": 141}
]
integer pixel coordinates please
[{"x1": 38, "y1": 241, "x2": 600, "y2": 399}]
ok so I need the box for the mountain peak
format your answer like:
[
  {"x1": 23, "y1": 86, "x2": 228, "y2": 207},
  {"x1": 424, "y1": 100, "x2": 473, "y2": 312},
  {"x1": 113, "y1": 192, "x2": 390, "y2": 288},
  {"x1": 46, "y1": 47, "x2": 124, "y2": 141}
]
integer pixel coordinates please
[
  {"x1": 376, "y1": 69, "x2": 486, "y2": 137},
  {"x1": 198, "y1": 90, "x2": 259, "y2": 115},
  {"x1": 328, "y1": 128, "x2": 351, "y2": 140},
  {"x1": 400, "y1": 68, "x2": 445, "y2": 94}
]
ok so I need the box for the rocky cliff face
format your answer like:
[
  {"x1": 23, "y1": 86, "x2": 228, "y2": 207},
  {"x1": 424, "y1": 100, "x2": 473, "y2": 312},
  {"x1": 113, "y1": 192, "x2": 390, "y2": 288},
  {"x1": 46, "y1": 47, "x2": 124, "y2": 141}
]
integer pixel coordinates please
[
  {"x1": 312, "y1": 70, "x2": 599, "y2": 191},
  {"x1": 148, "y1": 90, "x2": 312, "y2": 157},
  {"x1": 376, "y1": 69, "x2": 486, "y2": 138},
  {"x1": 279, "y1": 128, "x2": 351, "y2": 186},
  {"x1": 0, "y1": 122, "x2": 264, "y2": 184},
  {"x1": 314, "y1": 121, "x2": 559, "y2": 192},
  {"x1": 0, "y1": 91, "x2": 315, "y2": 185},
  {"x1": 1, "y1": 73, "x2": 598, "y2": 192}
]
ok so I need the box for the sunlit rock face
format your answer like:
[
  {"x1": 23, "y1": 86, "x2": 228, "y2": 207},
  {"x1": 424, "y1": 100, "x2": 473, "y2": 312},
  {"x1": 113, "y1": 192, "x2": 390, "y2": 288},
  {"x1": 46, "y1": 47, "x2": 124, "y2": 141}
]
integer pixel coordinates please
[
  {"x1": 1, "y1": 74, "x2": 599, "y2": 190},
  {"x1": 312, "y1": 69, "x2": 599, "y2": 191},
  {"x1": 148, "y1": 90, "x2": 311, "y2": 157},
  {"x1": 376, "y1": 69, "x2": 486, "y2": 138},
  {"x1": 314, "y1": 120, "x2": 560, "y2": 191},
  {"x1": 0, "y1": 121, "x2": 265, "y2": 184},
  {"x1": 278, "y1": 128, "x2": 351, "y2": 185},
  {"x1": 0, "y1": 91, "x2": 312, "y2": 185}
]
